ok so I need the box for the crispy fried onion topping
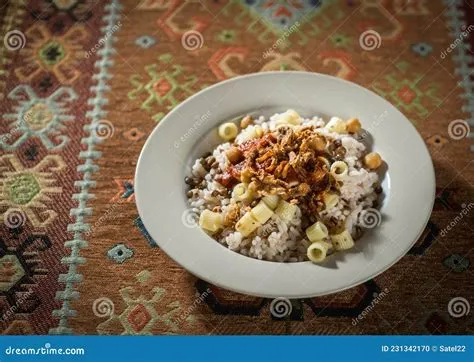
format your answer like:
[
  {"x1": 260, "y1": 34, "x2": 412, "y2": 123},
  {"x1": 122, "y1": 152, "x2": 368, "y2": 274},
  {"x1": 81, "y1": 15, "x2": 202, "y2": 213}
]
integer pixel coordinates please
[{"x1": 219, "y1": 126, "x2": 339, "y2": 214}]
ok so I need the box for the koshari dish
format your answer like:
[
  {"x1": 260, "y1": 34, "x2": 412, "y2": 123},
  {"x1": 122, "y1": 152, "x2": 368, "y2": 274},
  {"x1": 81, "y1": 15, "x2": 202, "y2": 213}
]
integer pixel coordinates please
[{"x1": 185, "y1": 110, "x2": 384, "y2": 263}]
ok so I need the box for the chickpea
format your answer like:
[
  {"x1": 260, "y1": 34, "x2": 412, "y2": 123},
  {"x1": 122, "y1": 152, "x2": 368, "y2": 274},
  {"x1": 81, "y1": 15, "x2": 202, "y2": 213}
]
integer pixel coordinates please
[
  {"x1": 310, "y1": 136, "x2": 326, "y2": 151},
  {"x1": 364, "y1": 152, "x2": 383, "y2": 169},
  {"x1": 346, "y1": 118, "x2": 361, "y2": 133},
  {"x1": 240, "y1": 115, "x2": 253, "y2": 129},
  {"x1": 225, "y1": 147, "x2": 243, "y2": 164}
]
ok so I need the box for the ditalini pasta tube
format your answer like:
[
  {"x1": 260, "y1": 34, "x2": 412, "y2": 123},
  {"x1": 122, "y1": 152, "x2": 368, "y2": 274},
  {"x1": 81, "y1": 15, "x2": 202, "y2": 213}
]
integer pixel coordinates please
[
  {"x1": 262, "y1": 195, "x2": 280, "y2": 210},
  {"x1": 237, "y1": 125, "x2": 263, "y2": 143},
  {"x1": 330, "y1": 161, "x2": 348, "y2": 180},
  {"x1": 232, "y1": 183, "x2": 253, "y2": 202},
  {"x1": 330, "y1": 230, "x2": 355, "y2": 251},
  {"x1": 218, "y1": 122, "x2": 238, "y2": 141},
  {"x1": 275, "y1": 200, "x2": 297, "y2": 221},
  {"x1": 250, "y1": 201, "x2": 273, "y2": 224},
  {"x1": 235, "y1": 212, "x2": 260, "y2": 237},
  {"x1": 323, "y1": 192, "x2": 339, "y2": 209},
  {"x1": 307, "y1": 241, "x2": 332, "y2": 263},
  {"x1": 305, "y1": 221, "x2": 328, "y2": 242},
  {"x1": 275, "y1": 109, "x2": 301, "y2": 125},
  {"x1": 199, "y1": 210, "x2": 224, "y2": 233},
  {"x1": 325, "y1": 117, "x2": 347, "y2": 134}
]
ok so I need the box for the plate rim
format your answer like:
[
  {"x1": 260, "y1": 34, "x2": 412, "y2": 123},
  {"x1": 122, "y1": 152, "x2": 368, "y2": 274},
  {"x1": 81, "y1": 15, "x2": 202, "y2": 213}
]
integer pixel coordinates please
[{"x1": 135, "y1": 71, "x2": 436, "y2": 298}]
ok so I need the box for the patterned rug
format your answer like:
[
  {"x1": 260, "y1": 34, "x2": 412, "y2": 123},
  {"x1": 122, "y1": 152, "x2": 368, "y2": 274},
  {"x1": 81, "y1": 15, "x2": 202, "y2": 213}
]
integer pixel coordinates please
[{"x1": 0, "y1": 0, "x2": 473, "y2": 335}]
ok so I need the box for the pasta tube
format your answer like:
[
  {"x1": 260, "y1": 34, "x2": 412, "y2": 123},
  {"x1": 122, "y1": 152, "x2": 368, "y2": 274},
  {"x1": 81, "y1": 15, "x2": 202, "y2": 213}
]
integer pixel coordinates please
[
  {"x1": 330, "y1": 161, "x2": 348, "y2": 180},
  {"x1": 325, "y1": 117, "x2": 347, "y2": 134},
  {"x1": 330, "y1": 230, "x2": 355, "y2": 251},
  {"x1": 307, "y1": 241, "x2": 332, "y2": 263},
  {"x1": 275, "y1": 109, "x2": 301, "y2": 125},
  {"x1": 235, "y1": 212, "x2": 260, "y2": 237},
  {"x1": 238, "y1": 125, "x2": 263, "y2": 142},
  {"x1": 218, "y1": 122, "x2": 238, "y2": 141},
  {"x1": 250, "y1": 200, "x2": 273, "y2": 224},
  {"x1": 262, "y1": 195, "x2": 280, "y2": 210},
  {"x1": 232, "y1": 183, "x2": 253, "y2": 202},
  {"x1": 275, "y1": 200, "x2": 297, "y2": 221},
  {"x1": 305, "y1": 221, "x2": 328, "y2": 242},
  {"x1": 199, "y1": 210, "x2": 224, "y2": 233},
  {"x1": 323, "y1": 193, "x2": 339, "y2": 209}
]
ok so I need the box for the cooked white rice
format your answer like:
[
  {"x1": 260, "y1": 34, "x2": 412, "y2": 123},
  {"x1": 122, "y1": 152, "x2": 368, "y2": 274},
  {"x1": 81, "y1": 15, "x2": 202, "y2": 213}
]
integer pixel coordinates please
[{"x1": 187, "y1": 112, "x2": 380, "y2": 262}]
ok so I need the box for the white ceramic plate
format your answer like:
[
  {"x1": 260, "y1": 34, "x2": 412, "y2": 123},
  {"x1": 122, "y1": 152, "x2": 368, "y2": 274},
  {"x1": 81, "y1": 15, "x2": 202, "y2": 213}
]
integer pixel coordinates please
[{"x1": 135, "y1": 72, "x2": 435, "y2": 298}]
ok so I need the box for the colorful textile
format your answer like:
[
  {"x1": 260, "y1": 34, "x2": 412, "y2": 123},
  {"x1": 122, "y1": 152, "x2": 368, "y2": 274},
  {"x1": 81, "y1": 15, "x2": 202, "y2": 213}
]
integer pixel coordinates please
[{"x1": 0, "y1": 0, "x2": 472, "y2": 335}]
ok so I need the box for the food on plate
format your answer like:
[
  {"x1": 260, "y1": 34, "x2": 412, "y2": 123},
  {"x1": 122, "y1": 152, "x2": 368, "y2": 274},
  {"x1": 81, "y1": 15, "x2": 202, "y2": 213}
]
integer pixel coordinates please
[{"x1": 185, "y1": 110, "x2": 384, "y2": 263}]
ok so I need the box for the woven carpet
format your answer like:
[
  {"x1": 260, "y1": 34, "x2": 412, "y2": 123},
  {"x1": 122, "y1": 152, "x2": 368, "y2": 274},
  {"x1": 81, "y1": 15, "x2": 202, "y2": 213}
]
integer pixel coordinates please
[{"x1": 0, "y1": 0, "x2": 473, "y2": 335}]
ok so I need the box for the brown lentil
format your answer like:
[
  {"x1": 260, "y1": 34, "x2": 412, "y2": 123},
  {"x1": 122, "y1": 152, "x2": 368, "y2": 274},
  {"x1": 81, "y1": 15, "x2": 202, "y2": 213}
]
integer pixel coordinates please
[
  {"x1": 334, "y1": 146, "x2": 346, "y2": 160},
  {"x1": 184, "y1": 176, "x2": 196, "y2": 186}
]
